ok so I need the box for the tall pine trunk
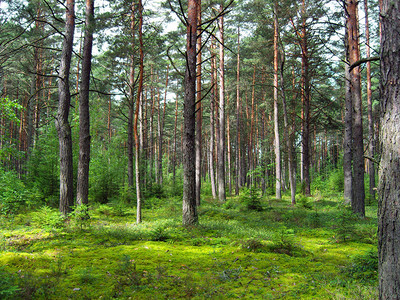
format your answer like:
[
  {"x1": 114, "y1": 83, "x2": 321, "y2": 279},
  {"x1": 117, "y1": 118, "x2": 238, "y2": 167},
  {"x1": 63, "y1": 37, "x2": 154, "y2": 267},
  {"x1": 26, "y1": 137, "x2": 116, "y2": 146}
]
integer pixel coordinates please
[
  {"x1": 195, "y1": 1, "x2": 202, "y2": 206},
  {"x1": 77, "y1": 0, "x2": 94, "y2": 207},
  {"x1": 235, "y1": 27, "x2": 241, "y2": 195},
  {"x1": 182, "y1": 0, "x2": 198, "y2": 225},
  {"x1": 135, "y1": 0, "x2": 144, "y2": 224},
  {"x1": 273, "y1": 1, "x2": 281, "y2": 199},
  {"x1": 56, "y1": 0, "x2": 75, "y2": 215},
  {"x1": 346, "y1": 0, "x2": 365, "y2": 216},
  {"x1": 217, "y1": 4, "x2": 226, "y2": 202}
]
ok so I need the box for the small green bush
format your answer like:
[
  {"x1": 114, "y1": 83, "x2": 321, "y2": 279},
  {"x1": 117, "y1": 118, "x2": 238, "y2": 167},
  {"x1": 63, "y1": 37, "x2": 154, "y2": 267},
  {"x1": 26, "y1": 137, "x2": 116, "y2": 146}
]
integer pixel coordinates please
[
  {"x1": 240, "y1": 187, "x2": 263, "y2": 211},
  {"x1": 31, "y1": 206, "x2": 65, "y2": 231},
  {"x1": 0, "y1": 169, "x2": 28, "y2": 215}
]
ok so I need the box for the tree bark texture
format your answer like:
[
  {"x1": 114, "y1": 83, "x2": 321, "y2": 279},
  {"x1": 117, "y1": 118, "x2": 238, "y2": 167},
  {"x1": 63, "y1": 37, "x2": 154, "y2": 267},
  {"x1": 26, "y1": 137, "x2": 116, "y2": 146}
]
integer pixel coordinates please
[
  {"x1": 217, "y1": 4, "x2": 226, "y2": 202},
  {"x1": 346, "y1": 0, "x2": 365, "y2": 216},
  {"x1": 56, "y1": 0, "x2": 75, "y2": 215},
  {"x1": 378, "y1": 1, "x2": 400, "y2": 298},
  {"x1": 135, "y1": 0, "x2": 144, "y2": 224},
  {"x1": 76, "y1": 0, "x2": 94, "y2": 206},
  {"x1": 235, "y1": 27, "x2": 240, "y2": 196},
  {"x1": 343, "y1": 24, "x2": 353, "y2": 205},
  {"x1": 273, "y1": 2, "x2": 281, "y2": 200},
  {"x1": 195, "y1": 1, "x2": 202, "y2": 206},
  {"x1": 182, "y1": 0, "x2": 198, "y2": 226}
]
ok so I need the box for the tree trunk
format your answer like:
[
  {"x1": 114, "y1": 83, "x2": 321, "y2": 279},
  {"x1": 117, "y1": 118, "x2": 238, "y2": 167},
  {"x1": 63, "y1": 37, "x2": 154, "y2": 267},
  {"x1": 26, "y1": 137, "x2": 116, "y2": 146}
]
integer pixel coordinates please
[
  {"x1": 343, "y1": 25, "x2": 353, "y2": 204},
  {"x1": 301, "y1": 0, "x2": 311, "y2": 197},
  {"x1": 378, "y1": 1, "x2": 400, "y2": 297},
  {"x1": 273, "y1": 1, "x2": 281, "y2": 199},
  {"x1": 227, "y1": 95, "x2": 232, "y2": 195},
  {"x1": 158, "y1": 66, "x2": 169, "y2": 186},
  {"x1": 346, "y1": 0, "x2": 365, "y2": 216},
  {"x1": 235, "y1": 27, "x2": 241, "y2": 196},
  {"x1": 76, "y1": 0, "x2": 94, "y2": 207},
  {"x1": 173, "y1": 95, "x2": 178, "y2": 185},
  {"x1": 55, "y1": 0, "x2": 75, "y2": 216},
  {"x1": 182, "y1": 0, "x2": 198, "y2": 226},
  {"x1": 364, "y1": 0, "x2": 375, "y2": 202},
  {"x1": 209, "y1": 42, "x2": 217, "y2": 199},
  {"x1": 279, "y1": 50, "x2": 295, "y2": 205},
  {"x1": 195, "y1": 1, "x2": 202, "y2": 206},
  {"x1": 127, "y1": 2, "x2": 136, "y2": 189},
  {"x1": 217, "y1": 4, "x2": 226, "y2": 202},
  {"x1": 135, "y1": 0, "x2": 144, "y2": 224}
]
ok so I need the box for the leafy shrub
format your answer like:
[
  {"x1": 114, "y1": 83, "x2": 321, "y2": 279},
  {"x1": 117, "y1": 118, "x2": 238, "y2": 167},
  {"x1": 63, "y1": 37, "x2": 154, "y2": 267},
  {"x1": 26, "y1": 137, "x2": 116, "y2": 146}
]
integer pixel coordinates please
[
  {"x1": 31, "y1": 206, "x2": 65, "y2": 231},
  {"x1": 0, "y1": 168, "x2": 29, "y2": 215},
  {"x1": 68, "y1": 205, "x2": 90, "y2": 230}
]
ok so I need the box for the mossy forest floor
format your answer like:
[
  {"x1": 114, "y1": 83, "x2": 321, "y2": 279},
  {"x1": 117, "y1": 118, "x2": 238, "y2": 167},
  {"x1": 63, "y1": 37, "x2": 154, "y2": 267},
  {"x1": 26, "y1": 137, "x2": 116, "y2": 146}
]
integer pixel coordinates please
[{"x1": 0, "y1": 193, "x2": 378, "y2": 299}]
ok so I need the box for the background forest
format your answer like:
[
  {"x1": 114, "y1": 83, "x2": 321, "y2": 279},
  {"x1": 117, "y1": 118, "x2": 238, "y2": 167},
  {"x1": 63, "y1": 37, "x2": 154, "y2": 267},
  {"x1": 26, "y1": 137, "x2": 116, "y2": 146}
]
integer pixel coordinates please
[{"x1": 0, "y1": 0, "x2": 386, "y2": 298}]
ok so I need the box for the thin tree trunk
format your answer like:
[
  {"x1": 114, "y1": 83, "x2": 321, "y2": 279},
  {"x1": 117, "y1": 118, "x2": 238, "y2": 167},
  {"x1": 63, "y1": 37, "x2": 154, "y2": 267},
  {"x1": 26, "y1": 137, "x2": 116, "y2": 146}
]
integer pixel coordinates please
[
  {"x1": 273, "y1": 1, "x2": 281, "y2": 199},
  {"x1": 364, "y1": 0, "x2": 375, "y2": 202},
  {"x1": 158, "y1": 66, "x2": 169, "y2": 186},
  {"x1": 209, "y1": 43, "x2": 217, "y2": 199},
  {"x1": 56, "y1": 0, "x2": 75, "y2": 215},
  {"x1": 301, "y1": 0, "x2": 310, "y2": 196},
  {"x1": 173, "y1": 95, "x2": 178, "y2": 185},
  {"x1": 76, "y1": 0, "x2": 94, "y2": 207},
  {"x1": 217, "y1": 5, "x2": 226, "y2": 202},
  {"x1": 182, "y1": 0, "x2": 198, "y2": 225},
  {"x1": 235, "y1": 27, "x2": 241, "y2": 195},
  {"x1": 227, "y1": 95, "x2": 232, "y2": 195},
  {"x1": 343, "y1": 22, "x2": 353, "y2": 204},
  {"x1": 135, "y1": 0, "x2": 144, "y2": 224},
  {"x1": 280, "y1": 51, "x2": 295, "y2": 205},
  {"x1": 127, "y1": 2, "x2": 136, "y2": 189},
  {"x1": 195, "y1": 2, "x2": 202, "y2": 206},
  {"x1": 378, "y1": 1, "x2": 400, "y2": 297}
]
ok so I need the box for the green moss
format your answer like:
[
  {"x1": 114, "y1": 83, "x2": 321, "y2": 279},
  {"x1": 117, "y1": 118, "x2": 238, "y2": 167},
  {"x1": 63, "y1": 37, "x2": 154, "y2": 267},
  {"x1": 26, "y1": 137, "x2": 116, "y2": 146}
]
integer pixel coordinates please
[{"x1": 0, "y1": 193, "x2": 378, "y2": 299}]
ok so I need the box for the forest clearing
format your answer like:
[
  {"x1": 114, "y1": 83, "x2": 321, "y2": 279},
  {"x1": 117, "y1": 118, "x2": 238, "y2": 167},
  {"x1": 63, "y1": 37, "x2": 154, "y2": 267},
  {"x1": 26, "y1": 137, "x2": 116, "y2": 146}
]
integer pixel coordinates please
[{"x1": 1, "y1": 0, "x2": 400, "y2": 298}]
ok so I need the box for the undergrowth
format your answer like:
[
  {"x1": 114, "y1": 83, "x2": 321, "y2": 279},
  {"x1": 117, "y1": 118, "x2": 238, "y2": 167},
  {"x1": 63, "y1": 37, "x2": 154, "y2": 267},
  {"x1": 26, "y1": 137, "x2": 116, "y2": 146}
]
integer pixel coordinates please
[{"x1": 0, "y1": 190, "x2": 378, "y2": 299}]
